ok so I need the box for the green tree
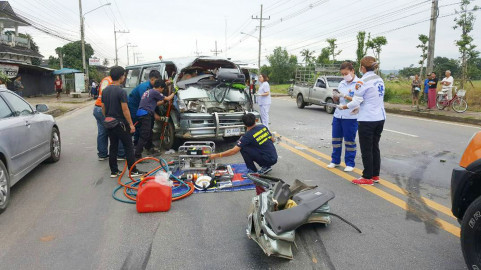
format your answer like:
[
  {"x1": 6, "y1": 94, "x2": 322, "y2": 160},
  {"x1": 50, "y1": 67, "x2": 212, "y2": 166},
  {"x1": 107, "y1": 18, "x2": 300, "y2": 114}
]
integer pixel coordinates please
[
  {"x1": 326, "y1": 38, "x2": 341, "y2": 62},
  {"x1": 355, "y1": 31, "x2": 370, "y2": 71},
  {"x1": 316, "y1": 47, "x2": 331, "y2": 65},
  {"x1": 103, "y1": 58, "x2": 110, "y2": 67},
  {"x1": 433, "y1": 57, "x2": 461, "y2": 78},
  {"x1": 266, "y1": 47, "x2": 298, "y2": 84},
  {"x1": 62, "y1": 41, "x2": 94, "y2": 71},
  {"x1": 300, "y1": 49, "x2": 315, "y2": 66},
  {"x1": 366, "y1": 36, "x2": 387, "y2": 73},
  {"x1": 398, "y1": 65, "x2": 421, "y2": 78},
  {"x1": 453, "y1": 0, "x2": 480, "y2": 88},
  {"x1": 467, "y1": 50, "x2": 481, "y2": 80},
  {"x1": 416, "y1": 34, "x2": 429, "y2": 78}
]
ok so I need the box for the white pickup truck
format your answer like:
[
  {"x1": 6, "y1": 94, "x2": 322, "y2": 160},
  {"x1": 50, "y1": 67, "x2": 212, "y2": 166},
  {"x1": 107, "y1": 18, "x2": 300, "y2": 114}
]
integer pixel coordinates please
[{"x1": 293, "y1": 76, "x2": 343, "y2": 114}]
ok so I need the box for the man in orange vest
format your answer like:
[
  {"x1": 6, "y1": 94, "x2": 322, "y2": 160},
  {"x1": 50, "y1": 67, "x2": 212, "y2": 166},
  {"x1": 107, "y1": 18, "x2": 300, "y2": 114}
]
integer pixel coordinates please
[{"x1": 93, "y1": 75, "x2": 125, "y2": 160}]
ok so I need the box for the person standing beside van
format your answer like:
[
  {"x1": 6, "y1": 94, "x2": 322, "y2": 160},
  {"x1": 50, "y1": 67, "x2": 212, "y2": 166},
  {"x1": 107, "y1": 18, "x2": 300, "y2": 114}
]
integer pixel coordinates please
[{"x1": 256, "y1": 74, "x2": 271, "y2": 128}]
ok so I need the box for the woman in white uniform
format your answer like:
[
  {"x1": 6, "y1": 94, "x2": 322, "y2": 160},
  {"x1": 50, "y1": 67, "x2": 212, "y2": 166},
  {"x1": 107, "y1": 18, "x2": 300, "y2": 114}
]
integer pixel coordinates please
[
  {"x1": 337, "y1": 56, "x2": 386, "y2": 185},
  {"x1": 327, "y1": 62, "x2": 359, "y2": 172},
  {"x1": 257, "y1": 74, "x2": 271, "y2": 128}
]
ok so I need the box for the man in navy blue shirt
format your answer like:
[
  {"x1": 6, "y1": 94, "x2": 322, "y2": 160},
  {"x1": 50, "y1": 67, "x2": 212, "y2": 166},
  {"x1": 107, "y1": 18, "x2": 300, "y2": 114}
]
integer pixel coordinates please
[
  {"x1": 208, "y1": 113, "x2": 277, "y2": 174},
  {"x1": 134, "y1": 80, "x2": 175, "y2": 159},
  {"x1": 128, "y1": 70, "x2": 161, "y2": 145}
]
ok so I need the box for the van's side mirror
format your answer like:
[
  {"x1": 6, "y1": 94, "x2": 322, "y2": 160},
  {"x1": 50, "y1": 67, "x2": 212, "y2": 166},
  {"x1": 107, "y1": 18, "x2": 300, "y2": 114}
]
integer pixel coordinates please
[{"x1": 36, "y1": 104, "x2": 49, "y2": 113}]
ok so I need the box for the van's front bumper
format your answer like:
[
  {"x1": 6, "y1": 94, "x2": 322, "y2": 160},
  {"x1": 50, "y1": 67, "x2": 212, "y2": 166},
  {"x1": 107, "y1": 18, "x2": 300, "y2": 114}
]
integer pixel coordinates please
[{"x1": 177, "y1": 111, "x2": 261, "y2": 139}]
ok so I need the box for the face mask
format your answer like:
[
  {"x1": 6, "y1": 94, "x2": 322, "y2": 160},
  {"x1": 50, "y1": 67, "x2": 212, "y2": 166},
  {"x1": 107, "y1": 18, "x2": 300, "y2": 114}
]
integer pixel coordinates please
[
  {"x1": 359, "y1": 67, "x2": 364, "y2": 76},
  {"x1": 343, "y1": 73, "x2": 353, "y2": 82}
]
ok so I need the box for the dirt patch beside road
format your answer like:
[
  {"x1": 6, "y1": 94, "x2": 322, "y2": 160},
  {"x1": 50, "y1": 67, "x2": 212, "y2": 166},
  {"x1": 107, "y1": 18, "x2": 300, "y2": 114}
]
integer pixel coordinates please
[{"x1": 24, "y1": 93, "x2": 94, "y2": 118}]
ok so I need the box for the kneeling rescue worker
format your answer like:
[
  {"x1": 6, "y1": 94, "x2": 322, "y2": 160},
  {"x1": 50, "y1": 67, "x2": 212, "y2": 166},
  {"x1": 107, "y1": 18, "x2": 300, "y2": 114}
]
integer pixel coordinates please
[{"x1": 208, "y1": 113, "x2": 278, "y2": 194}]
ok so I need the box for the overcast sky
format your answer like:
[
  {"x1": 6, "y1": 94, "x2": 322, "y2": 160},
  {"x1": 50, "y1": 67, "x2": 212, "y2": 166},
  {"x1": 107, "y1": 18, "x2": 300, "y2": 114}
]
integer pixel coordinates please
[{"x1": 9, "y1": 0, "x2": 481, "y2": 70}]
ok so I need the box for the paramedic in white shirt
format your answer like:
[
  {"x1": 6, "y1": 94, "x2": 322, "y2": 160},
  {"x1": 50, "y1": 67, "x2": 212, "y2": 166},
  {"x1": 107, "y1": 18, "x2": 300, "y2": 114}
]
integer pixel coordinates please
[
  {"x1": 337, "y1": 56, "x2": 386, "y2": 186},
  {"x1": 327, "y1": 62, "x2": 359, "y2": 172},
  {"x1": 441, "y1": 70, "x2": 454, "y2": 100},
  {"x1": 256, "y1": 74, "x2": 271, "y2": 128}
]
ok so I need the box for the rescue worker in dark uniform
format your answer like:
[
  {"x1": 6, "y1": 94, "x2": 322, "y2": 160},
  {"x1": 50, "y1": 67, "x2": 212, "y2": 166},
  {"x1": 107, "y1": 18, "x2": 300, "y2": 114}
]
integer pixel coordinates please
[{"x1": 208, "y1": 113, "x2": 277, "y2": 194}]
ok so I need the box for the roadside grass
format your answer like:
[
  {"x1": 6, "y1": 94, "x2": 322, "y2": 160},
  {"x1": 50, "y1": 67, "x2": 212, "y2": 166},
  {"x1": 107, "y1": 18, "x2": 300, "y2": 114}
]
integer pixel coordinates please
[
  {"x1": 270, "y1": 84, "x2": 290, "y2": 94},
  {"x1": 385, "y1": 80, "x2": 481, "y2": 111}
]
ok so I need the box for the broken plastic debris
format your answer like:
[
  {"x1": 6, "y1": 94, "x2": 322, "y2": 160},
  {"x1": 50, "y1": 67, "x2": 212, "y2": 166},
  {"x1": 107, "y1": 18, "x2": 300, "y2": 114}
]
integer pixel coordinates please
[{"x1": 440, "y1": 159, "x2": 446, "y2": 163}]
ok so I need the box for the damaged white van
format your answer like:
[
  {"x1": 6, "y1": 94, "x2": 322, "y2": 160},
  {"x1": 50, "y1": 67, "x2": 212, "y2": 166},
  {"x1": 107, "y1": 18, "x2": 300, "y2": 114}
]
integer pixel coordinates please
[{"x1": 125, "y1": 57, "x2": 260, "y2": 149}]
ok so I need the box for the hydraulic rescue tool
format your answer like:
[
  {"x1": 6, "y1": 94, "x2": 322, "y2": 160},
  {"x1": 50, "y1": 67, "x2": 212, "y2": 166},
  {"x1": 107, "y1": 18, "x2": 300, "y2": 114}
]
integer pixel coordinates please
[{"x1": 176, "y1": 141, "x2": 235, "y2": 191}]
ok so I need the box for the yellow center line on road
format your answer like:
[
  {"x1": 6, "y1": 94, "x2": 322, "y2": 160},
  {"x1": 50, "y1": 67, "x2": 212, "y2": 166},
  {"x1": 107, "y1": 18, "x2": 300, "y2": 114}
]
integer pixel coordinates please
[
  {"x1": 278, "y1": 142, "x2": 461, "y2": 238},
  {"x1": 279, "y1": 135, "x2": 457, "y2": 221}
]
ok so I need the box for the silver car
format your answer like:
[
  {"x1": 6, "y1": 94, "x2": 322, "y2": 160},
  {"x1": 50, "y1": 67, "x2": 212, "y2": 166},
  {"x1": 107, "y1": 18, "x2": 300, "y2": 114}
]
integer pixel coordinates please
[{"x1": 0, "y1": 89, "x2": 61, "y2": 213}]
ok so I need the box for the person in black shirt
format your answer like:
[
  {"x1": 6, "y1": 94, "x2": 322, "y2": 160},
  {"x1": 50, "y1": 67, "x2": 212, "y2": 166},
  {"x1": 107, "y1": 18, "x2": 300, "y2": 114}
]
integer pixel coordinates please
[
  {"x1": 208, "y1": 113, "x2": 278, "y2": 193},
  {"x1": 101, "y1": 66, "x2": 142, "y2": 178},
  {"x1": 427, "y1": 72, "x2": 438, "y2": 109}
]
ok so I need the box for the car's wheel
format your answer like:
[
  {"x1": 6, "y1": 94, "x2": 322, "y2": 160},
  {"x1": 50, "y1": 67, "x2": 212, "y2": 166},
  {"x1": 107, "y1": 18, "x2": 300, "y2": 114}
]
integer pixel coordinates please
[
  {"x1": 461, "y1": 196, "x2": 481, "y2": 269},
  {"x1": 297, "y1": 94, "x2": 306, "y2": 109},
  {"x1": 223, "y1": 136, "x2": 240, "y2": 143},
  {"x1": 46, "y1": 127, "x2": 61, "y2": 163},
  {"x1": 161, "y1": 121, "x2": 180, "y2": 150},
  {"x1": 0, "y1": 160, "x2": 10, "y2": 214},
  {"x1": 325, "y1": 98, "x2": 335, "y2": 114}
]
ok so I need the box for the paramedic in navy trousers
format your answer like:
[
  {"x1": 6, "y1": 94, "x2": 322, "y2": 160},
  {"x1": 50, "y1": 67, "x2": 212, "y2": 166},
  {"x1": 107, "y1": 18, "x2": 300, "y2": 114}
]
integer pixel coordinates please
[
  {"x1": 336, "y1": 56, "x2": 386, "y2": 186},
  {"x1": 327, "y1": 62, "x2": 359, "y2": 172}
]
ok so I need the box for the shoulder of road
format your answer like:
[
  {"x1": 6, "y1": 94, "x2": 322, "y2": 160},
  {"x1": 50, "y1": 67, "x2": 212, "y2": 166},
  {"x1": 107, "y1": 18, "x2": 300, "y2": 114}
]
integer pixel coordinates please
[
  {"x1": 24, "y1": 93, "x2": 94, "y2": 118},
  {"x1": 271, "y1": 93, "x2": 481, "y2": 126}
]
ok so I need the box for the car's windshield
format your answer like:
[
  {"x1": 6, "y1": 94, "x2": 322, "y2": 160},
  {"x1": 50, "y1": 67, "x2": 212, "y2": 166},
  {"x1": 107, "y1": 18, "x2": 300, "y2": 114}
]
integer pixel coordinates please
[{"x1": 327, "y1": 78, "x2": 343, "y2": 88}]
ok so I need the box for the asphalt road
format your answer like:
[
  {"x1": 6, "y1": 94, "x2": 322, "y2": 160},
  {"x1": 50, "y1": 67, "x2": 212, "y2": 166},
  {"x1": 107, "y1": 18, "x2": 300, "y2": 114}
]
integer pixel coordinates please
[{"x1": 0, "y1": 97, "x2": 478, "y2": 270}]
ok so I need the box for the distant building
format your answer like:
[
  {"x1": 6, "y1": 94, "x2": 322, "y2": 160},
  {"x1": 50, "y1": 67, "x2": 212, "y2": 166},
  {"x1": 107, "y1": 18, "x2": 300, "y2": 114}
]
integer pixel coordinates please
[{"x1": 0, "y1": 1, "x2": 54, "y2": 96}]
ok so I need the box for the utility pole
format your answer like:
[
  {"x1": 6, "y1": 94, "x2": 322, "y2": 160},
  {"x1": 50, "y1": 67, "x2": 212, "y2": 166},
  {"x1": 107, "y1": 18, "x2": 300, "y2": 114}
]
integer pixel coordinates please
[
  {"x1": 252, "y1": 4, "x2": 270, "y2": 73},
  {"x1": 194, "y1": 40, "x2": 201, "y2": 56},
  {"x1": 224, "y1": 17, "x2": 227, "y2": 57},
  {"x1": 133, "y1": 52, "x2": 142, "y2": 64},
  {"x1": 114, "y1": 24, "x2": 129, "y2": 65},
  {"x1": 126, "y1": 43, "x2": 137, "y2": 65},
  {"x1": 79, "y1": 1, "x2": 110, "y2": 90},
  {"x1": 426, "y1": 0, "x2": 438, "y2": 74},
  {"x1": 78, "y1": 0, "x2": 88, "y2": 90},
  {"x1": 211, "y1": 41, "x2": 222, "y2": 56}
]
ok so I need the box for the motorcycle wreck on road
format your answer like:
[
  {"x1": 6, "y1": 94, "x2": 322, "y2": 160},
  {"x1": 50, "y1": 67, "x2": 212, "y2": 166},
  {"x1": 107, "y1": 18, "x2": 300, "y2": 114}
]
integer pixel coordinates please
[{"x1": 246, "y1": 173, "x2": 362, "y2": 259}]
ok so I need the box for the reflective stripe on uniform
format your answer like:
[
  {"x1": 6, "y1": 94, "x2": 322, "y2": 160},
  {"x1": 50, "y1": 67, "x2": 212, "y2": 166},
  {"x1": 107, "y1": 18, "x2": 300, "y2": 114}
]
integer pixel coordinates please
[
  {"x1": 333, "y1": 144, "x2": 342, "y2": 148},
  {"x1": 344, "y1": 141, "x2": 356, "y2": 145},
  {"x1": 346, "y1": 147, "x2": 356, "y2": 151}
]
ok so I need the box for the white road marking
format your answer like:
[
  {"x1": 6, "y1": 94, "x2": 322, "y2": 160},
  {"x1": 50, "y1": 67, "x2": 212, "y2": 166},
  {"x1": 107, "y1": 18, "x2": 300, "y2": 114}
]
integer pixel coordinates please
[
  {"x1": 387, "y1": 113, "x2": 481, "y2": 129},
  {"x1": 384, "y1": 129, "x2": 419, "y2": 138}
]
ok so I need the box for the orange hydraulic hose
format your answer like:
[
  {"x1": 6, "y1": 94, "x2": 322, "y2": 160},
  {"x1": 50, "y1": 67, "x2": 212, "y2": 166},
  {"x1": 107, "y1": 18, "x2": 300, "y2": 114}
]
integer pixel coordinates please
[{"x1": 116, "y1": 157, "x2": 194, "y2": 202}]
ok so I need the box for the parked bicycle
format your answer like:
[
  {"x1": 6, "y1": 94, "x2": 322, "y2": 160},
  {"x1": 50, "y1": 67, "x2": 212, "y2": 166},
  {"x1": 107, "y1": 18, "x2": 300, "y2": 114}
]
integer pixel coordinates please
[{"x1": 436, "y1": 87, "x2": 468, "y2": 113}]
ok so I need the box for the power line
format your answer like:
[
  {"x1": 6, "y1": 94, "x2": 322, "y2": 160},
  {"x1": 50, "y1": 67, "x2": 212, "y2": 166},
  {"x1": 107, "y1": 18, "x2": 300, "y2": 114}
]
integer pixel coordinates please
[
  {"x1": 282, "y1": 0, "x2": 431, "y2": 51},
  {"x1": 264, "y1": 0, "x2": 329, "y2": 29}
]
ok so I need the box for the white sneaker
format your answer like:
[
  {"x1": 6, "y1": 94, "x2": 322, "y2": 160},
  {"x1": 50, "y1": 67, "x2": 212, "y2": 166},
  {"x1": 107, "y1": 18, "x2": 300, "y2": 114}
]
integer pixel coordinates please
[
  {"x1": 344, "y1": 166, "x2": 354, "y2": 172},
  {"x1": 327, "y1": 163, "x2": 339, "y2": 169}
]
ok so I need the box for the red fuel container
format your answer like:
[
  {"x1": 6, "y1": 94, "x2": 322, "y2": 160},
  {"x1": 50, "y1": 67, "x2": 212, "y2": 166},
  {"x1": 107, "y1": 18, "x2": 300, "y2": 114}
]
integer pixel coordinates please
[{"x1": 136, "y1": 179, "x2": 172, "y2": 213}]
